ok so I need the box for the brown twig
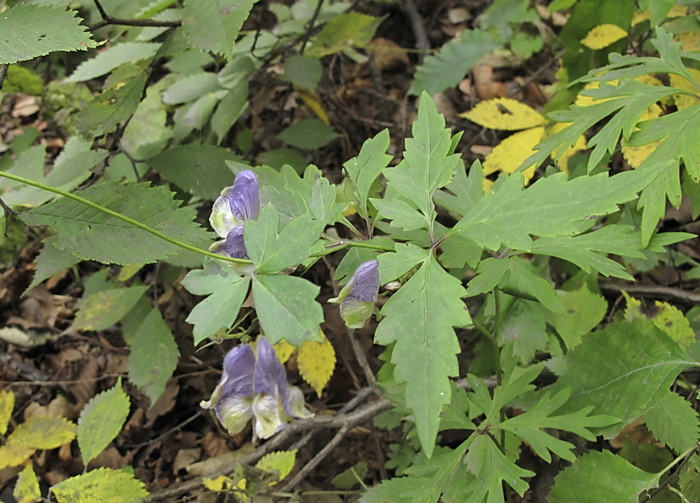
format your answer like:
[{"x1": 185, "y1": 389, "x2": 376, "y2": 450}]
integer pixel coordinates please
[
  {"x1": 401, "y1": 0, "x2": 430, "y2": 63},
  {"x1": 0, "y1": 197, "x2": 17, "y2": 237},
  {"x1": 0, "y1": 64, "x2": 8, "y2": 89},
  {"x1": 600, "y1": 281, "x2": 700, "y2": 306},
  {"x1": 91, "y1": 0, "x2": 181, "y2": 30}
]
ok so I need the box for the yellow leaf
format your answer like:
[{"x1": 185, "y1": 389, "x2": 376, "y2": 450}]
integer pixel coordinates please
[
  {"x1": 670, "y1": 70, "x2": 700, "y2": 110},
  {"x1": 273, "y1": 339, "x2": 296, "y2": 364},
  {"x1": 676, "y1": 32, "x2": 700, "y2": 52},
  {"x1": 482, "y1": 178, "x2": 494, "y2": 193},
  {"x1": 202, "y1": 475, "x2": 247, "y2": 497},
  {"x1": 633, "y1": 5, "x2": 688, "y2": 25},
  {"x1": 117, "y1": 264, "x2": 142, "y2": 282},
  {"x1": 297, "y1": 330, "x2": 336, "y2": 397},
  {"x1": 256, "y1": 449, "x2": 297, "y2": 485},
  {"x1": 0, "y1": 444, "x2": 35, "y2": 469},
  {"x1": 549, "y1": 122, "x2": 587, "y2": 173},
  {"x1": 14, "y1": 465, "x2": 41, "y2": 503},
  {"x1": 622, "y1": 141, "x2": 661, "y2": 169},
  {"x1": 622, "y1": 292, "x2": 695, "y2": 347},
  {"x1": 296, "y1": 87, "x2": 330, "y2": 125},
  {"x1": 483, "y1": 127, "x2": 545, "y2": 183},
  {"x1": 0, "y1": 389, "x2": 15, "y2": 435},
  {"x1": 8, "y1": 415, "x2": 76, "y2": 449},
  {"x1": 460, "y1": 98, "x2": 545, "y2": 130},
  {"x1": 581, "y1": 24, "x2": 628, "y2": 50}
]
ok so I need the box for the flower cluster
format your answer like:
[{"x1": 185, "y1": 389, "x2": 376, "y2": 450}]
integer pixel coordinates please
[
  {"x1": 201, "y1": 336, "x2": 313, "y2": 439},
  {"x1": 329, "y1": 260, "x2": 380, "y2": 329},
  {"x1": 209, "y1": 170, "x2": 260, "y2": 259}
]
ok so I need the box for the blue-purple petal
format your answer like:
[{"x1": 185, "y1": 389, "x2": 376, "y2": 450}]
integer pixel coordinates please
[
  {"x1": 219, "y1": 344, "x2": 256, "y2": 399},
  {"x1": 212, "y1": 226, "x2": 248, "y2": 259},
  {"x1": 254, "y1": 336, "x2": 287, "y2": 397},
  {"x1": 347, "y1": 260, "x2": 379, "y2": 302},
  {"x1": 229, "y1": 170, "x2": 260, "y2": 222}
]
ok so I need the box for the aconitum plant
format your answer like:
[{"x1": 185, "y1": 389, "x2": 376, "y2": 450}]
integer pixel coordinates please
[{"x1": 329, "y1": 260, "x2": 380, "y2": 329}]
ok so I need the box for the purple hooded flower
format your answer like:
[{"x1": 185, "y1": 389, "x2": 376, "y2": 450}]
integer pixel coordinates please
[
  {"x1": 329, "y1": 260, "x2": 379, "y2": 329},
  {"x1": 201, "y1": 336, "x2": 313, "y2": 439},
  {"x1": 210, "y1": 170, "x2": 260, "y2": 259}
]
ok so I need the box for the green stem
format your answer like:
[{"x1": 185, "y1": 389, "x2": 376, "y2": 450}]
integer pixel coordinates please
[
  {"x1": 0, "y1": 170, "x2": 251, "y2": 265},
  {"x1": 313, "y1": 239, "x2": 394, "y2": 258}
]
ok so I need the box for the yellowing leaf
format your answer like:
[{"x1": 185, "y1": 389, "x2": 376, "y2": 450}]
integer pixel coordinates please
[
  {"x1": 670, "y1": 70, "x2": 700, "y2": 110},
  {"x1": 256, "y1": 449, "x2": 297, "y2": 484},
  {"x1": 549, "y1": 122, "x2": 587, "y2": 173},
  {"x1": 14, "y1": 465, "x2": 41, "y2": 503},
  {"x1": 581, "y1": 24, "x2": 628, "y2": 50},
  {"x1": 0, "y1": 389, "x2": 15, "y2": 435},
  {"x1": 202, "y1": 475, "x2": 247, "y2": 498},
  {"x1": 482, "y1": 178, "x2": 494, "y2": 193},
  {"x1": 296, "y1": 88, "x2": 330, "y2": 125},
  {"x1": 622, "y1": 140, "x2": 661, "y2": 168},
  {"x1": 623, "y1": 292, "x2": 695, "y2": 347},
  {"x1": 51, "y1": 467, "x2": 149, "y2": 503},
  {"x1": 273, "y1": 339, "x2": 296, "y2": 364},
  {"x1": 460, "y1": 98, "x2": 545, "y2": 130},
  {"x1": 0, "y1": 444, "x2": 35, "y2": 469},
  {"x1": 298, "y1": 331, "x2": 336, "y2": 397},
  {"x1": 676, "y1": 32, "x2": 700, "y2": 52},
  {"x1": 483, "y1": 127, "x2": 545, "y2": 183},
  {"x1": 8, "y1": 415, "x2": 76, "y2": 449},
  {"x1": 633, "y1": 5, "x2": 688, "y2": 25}
]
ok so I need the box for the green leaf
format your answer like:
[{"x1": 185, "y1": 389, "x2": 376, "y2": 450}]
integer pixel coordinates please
[
  {"x1": 128, "y1": 308, "x2": 179, "y2": 404},
  {"x1": 377, "y1": 243, "x2": 428, "y2": 284},
  {"x1": 343, "y1": 129, "x2": 392, "y2": 218},
  {"x1": 410, "y1": 30, "x2": 499, "y2": 96},
  {"x1": 27, "y1": 238, "x2": 80, "y2": 292},
  {"x1": 74, "y1": 286, "x2": 149, "y2": 331},
  {"x1": 252, "y1": 274, "x2": 323, "y2": 346},
  {"x1": 373, "y1": 93, "x2": 460, "y2": 233},
  {"x1": 453, "y1": 166, "x2": 658, "y2": 251},
  {"x1": 182, "y1": 0, "x2": 257, "y2": 60},
  {"x1": 434, "y1": 160, "x2": 484, "y2": 218},
  {"x1": 162, "y1": 72, "x2": 222, "y2": 104},
  {"x1": 77, "y1": 380, "x2": 130, "y2": 465},
  {"x1": 642, "y1": 391, "x2": 700, "y2": 453},
  {"x1": 245, "y1": 205, "x2": 324, "y2": 274},
  {"x1": 181, "y1": 268, "x2": 250, "y2": 345},
  {"x1": 375, "y1": 257, "x2": 471, "y2": 457},
  {"x1": 122, "y1": 84, "x2": 173, "y2": 159},
  {"x1": 284, "y1": 55, "x2": 323, "y2": 90},
  {"x1": 549, "y1": 318, "x2": 695, "y2": 437},
  {"x1": 499, "y1": 299, "x2": 549, "y2": 363},
  {"x1": 277, "y1": 119, "x2": 339, "y2": 150},
  {"x1": 67, "y1": 43, "x2": 160, "y2": 82},
  {"x1": 548, "y1": 285, "x2": 607, "y2": 349},
  {"x1": 147, "y1": 144, "x2": 239, "y2": 199},
  {"x1": 212, "y1": 83, "x2": 249, "y2": 143},
  {"x1": 307, "y1": 13, "x2": 384, "y2": 57},
  {"x1": 52, "y1": 467, "x2": 149, "y2": 503},
  {"x1": 0, "y1": 5, "x2": 97, "y2": 64},
  {"x1": 548, "y1": 451, "x2": 659, "y2": 503},
  {"x1": 21, "y1": 181, "x2": 211, "y2": 265}
]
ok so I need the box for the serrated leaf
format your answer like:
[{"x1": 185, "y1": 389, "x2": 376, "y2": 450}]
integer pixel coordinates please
[
  {"x1": 484, "y1": 127, "x2": 544, "y2": 183},
  {"x1": 122, "y1": 85, "x2": 173, "y2": 160},
  {"x1": 499, "y1": 299, "x2": 549, "y2": 363},
  {"x1": 73, "y1": 286, "x2": 149, "y2": 331},
  {"x1": 643, "y1": 391, "x2": 699, "y2": 453},
  {"x1": 8, "y1": 416, "x2": 76, "y2": 449},
  {"x1": 622, "y1": 292, "x2": 695, "y2": 347},
  {"x1": 252, "y1": 274, "x2": 323, "y2": 346},
  {"x1": 162, "y1": 72, "x2": 222, "y2": 104},
  {"x1": 128, "y1": 308, "x2": 179, "y2": 404},
  {"x1": 0, "y1": 444, "x2": 35, "y2": 470},
  {"x1": 375, "y1": 257, "x2": 471, "y2": 457},
  {"x1": 67, "y1": 43, "x2": 160, "y2": 82},
  {"x1": 307, "y1": 13, "x2": 384, "y2": 57},
  {"x1": 410, "y1": 29, "x2": 498, "y2": 95},
  {"x1": 14, "y1": 464, "x2": 40, "y2": 503},
  {"x1": 256, "y1": 450, "x2": 297, "y2": 484},
  {"x1": 549, "y1": 318, "x2": 695, "y2": 437},
  {"x1": 549, "y1": 285, "x2": 608, "y2": 349},
  {"x1": 147, "y1": 144, "x2": 239, "y2": 199},
  {"x1": 298, "y1": 331, "x2": 336, "y2": 397},
  {"x1": 277, "y1": 119, "x2": 339, "y2": 150},
  {"x1": 284, "y1": 56, "x2": 322, "y2": 90},
  {"x1": 77, "y1": 74, "x2": 148, "y2": 137},
  {"x1": 461, "y1": 98, "x2": 546, "y2": 130},
  {"x1": 51, "y1": 467, "x2": 149, "y2": 503},
  {"x1": 0, "y1": 5, "x2": 97, "y2": 64},
  {"x1": 182, "y1": 0, "x2": 257, "y2": 60},
  {"x1": 273, "y1": 339, "x2": 296, "y2": 364},
  {"x1": 78, "y1": 380, "x2": 131, "y2": 465},
  {"x1": 343, "y1": 129, "x2": 392, "y2": 218},
  {"x1": 0, "y1": 389, "x2": 14, "y2": 435},
  {"x1": 182, "y1": 268, "x2": 250, "y2": 345},
  {"x1": 21, "y1": 181, "x2": 210, "y2": 265},
  {"x1": 581, "y1": 24, "x2": 629, "y2": 50},
  {"x1": 377, "y1": 243, "x2": 428, "y2": 284},
  {"x1": 548, "y1": 451, "x2": 659, "y2": 503}
]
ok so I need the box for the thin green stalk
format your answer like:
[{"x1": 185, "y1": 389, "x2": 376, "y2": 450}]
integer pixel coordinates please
[{"x1": 0, "y1": 170, "x2": 250, "y2": 265}]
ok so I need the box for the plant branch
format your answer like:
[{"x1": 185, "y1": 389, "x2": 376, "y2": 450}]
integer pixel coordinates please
[
  {"x1": 91, "y1": 0, "x2": 182, "y2": 30},
  {"x1": 0, "y1": 196, "x2": 17, "y2": 237},
  {"x1": 600, "y1": 281, "x2": 700, "y2": 306},
  {"x1": 0, "y1": 64, "x2": 8, "y2": 89},
  {"x1": 0, "y1": 171, "x2": 250, "y2": 266}
]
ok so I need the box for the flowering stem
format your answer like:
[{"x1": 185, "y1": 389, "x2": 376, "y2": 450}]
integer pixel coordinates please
[
  {"x1": 315, "y1": 238, "x2": 394, "y2": 257},
  {"x1": 0, "y1": 171, "x2": 251, "y2": 265}
]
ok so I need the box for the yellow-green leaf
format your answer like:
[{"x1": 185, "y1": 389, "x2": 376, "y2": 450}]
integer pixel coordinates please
[
  {"x1": 73, "y1": 286, "x2": 148, "y2": 331},
  {"x1": 460, "y1": 98, "x2": 546, "y2": 131},
  {"x1": 14, "y1": 465, "x2": 41, "y2": 503},
  {"x1": 623, "y1": 292, "x2": 695, "y2": 347},
  {"x1": 0, "y1": 389, "x2": 15, "y2": 435},
  {"x1": 273, "y1": 339, "x2": 296, "y2": 364},
  {"x1": 297, "y1": 331, "x2": 336, "y2": 397},
  {"x1": 0, "y1": 444, "x2": 35, "y2": 469},
  {"x1": 52, "y1": 467, "x2": 148, "y2": 503},
  {"x1": 202, "y1": 475, "x2": 246, "y2": 494},
  {"x1": 255, "y1": 450, "x2": 297, "y2": 485},
  {"x1": 8, "y1": 415, "x2": 76, "y2": 449},
  {"x1": 483, "y1": 127, "x2": 545, "y2": 183},
  {"x1": 670, "y1": 70, "x2": 700, "y2": 111},
  {"x1": 581, "y1": 24, "x2": 628, "y2": 50}
]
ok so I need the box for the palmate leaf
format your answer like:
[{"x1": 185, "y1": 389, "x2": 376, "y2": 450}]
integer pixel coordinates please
[
  {"x1": 375, "y1": 256, "x2": 471, "y2": 457},
  {"x1": 549, "y1": 318, "x2": 696, "y2": 437},
  {"x1": 0, "y1": 5, "x2": 97, "y2": 64},
  {"x1": 343, "y1": 129, "x2": 392, "y2": 218},
  {"x1": 20, "y1": 181, "x2": 211, "y2": 265}
]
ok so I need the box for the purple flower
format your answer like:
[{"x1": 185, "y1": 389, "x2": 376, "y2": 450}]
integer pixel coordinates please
[
  {"x1": 201, "y1": 336, "x2": 313, "y2": 439},
  {"x1": 329, "y1": 260, "x2": 379, "y2": 329},
  {"x1": 210, "y1": 170, "x2": 260, "y2": 259}
]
